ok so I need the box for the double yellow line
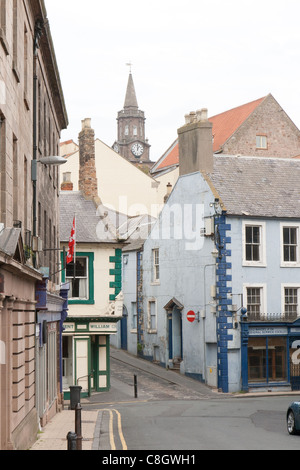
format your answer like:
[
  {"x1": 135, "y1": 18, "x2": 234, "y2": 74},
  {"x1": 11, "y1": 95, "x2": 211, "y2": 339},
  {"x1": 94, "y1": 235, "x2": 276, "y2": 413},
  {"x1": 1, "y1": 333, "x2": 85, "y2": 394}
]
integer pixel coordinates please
[{"x1": 103, "y1": 409, "x2": 127, "y2": 450}]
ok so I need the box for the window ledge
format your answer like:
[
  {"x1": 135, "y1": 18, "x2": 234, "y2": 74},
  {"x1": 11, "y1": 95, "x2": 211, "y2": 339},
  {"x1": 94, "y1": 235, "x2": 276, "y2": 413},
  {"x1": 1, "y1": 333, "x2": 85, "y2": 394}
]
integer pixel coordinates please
[{"x1": 242, "y1": 262, "x2": 266, "y2": 268}]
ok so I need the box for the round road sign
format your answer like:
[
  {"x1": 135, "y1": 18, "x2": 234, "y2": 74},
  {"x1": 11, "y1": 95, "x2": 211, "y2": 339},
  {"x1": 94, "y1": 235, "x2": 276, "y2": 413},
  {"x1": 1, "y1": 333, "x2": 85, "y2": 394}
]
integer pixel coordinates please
[{"x1": 187, "y1": 310, "x2": 196, "y2": 323}]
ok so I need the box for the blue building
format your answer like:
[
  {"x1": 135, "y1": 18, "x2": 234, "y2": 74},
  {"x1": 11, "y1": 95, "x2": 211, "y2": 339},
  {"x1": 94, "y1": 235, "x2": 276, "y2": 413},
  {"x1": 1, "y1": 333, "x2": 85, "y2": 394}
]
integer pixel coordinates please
[{"x1": 137, "y1": 109, "x2": 300, "y2": 393}]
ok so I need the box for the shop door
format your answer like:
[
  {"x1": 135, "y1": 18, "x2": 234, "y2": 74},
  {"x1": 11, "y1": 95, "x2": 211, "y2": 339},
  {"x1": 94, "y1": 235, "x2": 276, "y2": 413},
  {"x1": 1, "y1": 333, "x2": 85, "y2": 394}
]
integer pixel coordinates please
[
  {"x1": 74, "y1": 337, "x2": 91, "y2": 396},
  {"x1": 121, "y1": 312, "x2": 128, "y2": 350}
]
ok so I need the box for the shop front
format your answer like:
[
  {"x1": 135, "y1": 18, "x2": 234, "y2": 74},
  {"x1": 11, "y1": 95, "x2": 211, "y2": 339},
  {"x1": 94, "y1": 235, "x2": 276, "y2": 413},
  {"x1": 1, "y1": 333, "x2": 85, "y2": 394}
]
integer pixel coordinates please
[
  {"x1": 62, "y1": 319, "x2": 118, "y2": 399},
  {"x1": 241, "y1": 320, "x2": 300, "y2": 392}
]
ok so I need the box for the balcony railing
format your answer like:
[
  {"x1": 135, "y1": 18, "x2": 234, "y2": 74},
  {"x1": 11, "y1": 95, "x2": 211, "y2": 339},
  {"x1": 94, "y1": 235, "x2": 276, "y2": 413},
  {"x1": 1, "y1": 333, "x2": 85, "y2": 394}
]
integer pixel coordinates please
[{"x1": 245, "y1": 311, "x2": 299, "y2": 323}]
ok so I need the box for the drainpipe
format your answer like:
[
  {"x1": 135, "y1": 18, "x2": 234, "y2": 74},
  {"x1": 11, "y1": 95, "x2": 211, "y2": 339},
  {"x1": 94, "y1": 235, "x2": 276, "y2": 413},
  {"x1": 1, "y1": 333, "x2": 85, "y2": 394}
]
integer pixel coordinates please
[{"x1": 32, "y1": 19, "x2": 44, "y2": 268}]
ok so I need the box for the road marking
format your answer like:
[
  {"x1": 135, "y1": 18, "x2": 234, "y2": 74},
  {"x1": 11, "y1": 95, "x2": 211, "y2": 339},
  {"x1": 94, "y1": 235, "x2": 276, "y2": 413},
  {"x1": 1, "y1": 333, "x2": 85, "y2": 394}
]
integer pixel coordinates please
[{"x1": 103, "y1": 409, "x2": 127, "y2": 451}]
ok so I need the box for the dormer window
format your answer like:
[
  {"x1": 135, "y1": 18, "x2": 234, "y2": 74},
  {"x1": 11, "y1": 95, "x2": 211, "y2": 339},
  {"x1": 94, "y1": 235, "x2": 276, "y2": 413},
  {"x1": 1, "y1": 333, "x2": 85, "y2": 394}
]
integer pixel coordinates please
[{"x1": 256, "y1": 135, "x2": 267, "y2": 149}]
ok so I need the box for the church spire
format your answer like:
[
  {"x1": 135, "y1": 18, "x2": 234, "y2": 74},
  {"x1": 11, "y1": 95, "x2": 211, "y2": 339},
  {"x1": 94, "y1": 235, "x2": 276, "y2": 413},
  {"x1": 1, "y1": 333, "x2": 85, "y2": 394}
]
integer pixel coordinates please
[{"x1": 124, "y1": 72, "x2": 138, "y2": 109}]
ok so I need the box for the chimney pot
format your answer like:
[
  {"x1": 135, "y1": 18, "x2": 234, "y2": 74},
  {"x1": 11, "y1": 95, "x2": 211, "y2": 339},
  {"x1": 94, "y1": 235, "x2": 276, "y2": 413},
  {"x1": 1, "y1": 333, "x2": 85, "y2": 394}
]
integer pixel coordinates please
[
  {"x1": 196, "y1": 108, "x2": 208, "y2": 122},
  {"x1": 82, "y1": 118, "x2": 92, "y2": 130}
]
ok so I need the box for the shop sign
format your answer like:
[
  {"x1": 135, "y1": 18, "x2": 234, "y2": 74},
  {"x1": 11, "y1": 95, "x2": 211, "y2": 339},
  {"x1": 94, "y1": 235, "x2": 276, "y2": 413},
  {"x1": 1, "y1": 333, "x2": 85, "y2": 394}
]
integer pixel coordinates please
[
  {"x1": 90, "y1": 323, "x2": 117, "y2": 333},
  {"x1": 64, "y1": 323, "x2": 75, "y2": 332},
  {"x1": 249, "y1": 326, "x2": 288, "y2": 336}
]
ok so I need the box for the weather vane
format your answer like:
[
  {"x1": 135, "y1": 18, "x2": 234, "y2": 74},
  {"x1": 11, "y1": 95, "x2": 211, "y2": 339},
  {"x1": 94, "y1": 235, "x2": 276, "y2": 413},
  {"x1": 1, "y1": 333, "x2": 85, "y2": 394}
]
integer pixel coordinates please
[{"x1": 126, "y1": 62, "x2": 133, "y2": 73}]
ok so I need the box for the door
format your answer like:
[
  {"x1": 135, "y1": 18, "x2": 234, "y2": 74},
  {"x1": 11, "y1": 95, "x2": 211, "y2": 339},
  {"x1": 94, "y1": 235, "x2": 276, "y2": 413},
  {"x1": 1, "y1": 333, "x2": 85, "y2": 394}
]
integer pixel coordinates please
[
  {"x1": 168, "y1": 306, "x2": 183, "y2": 366},
  {"x1": 74, "y1": 337, "x2": 91, "y2": 396},
  {"x1": 121, "y1": 307, "x2": 128, "y2": 350}
]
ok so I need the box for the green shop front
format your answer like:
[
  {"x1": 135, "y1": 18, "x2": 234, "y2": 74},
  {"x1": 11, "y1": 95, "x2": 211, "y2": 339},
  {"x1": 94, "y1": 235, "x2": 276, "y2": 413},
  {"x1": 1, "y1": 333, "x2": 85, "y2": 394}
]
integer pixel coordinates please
[
  {"x1": 62, "y1": 318, "x2": 120, "y2": 399},
  {"x1": 60, "y1": 247, "x2": 124, "y2": 399}
]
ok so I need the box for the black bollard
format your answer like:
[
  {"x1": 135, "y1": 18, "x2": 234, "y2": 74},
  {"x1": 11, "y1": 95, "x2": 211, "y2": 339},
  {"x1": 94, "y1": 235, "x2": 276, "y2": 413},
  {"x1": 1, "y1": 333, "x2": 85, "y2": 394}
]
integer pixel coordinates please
[
  {"x1": 67, "y1": 431, "x2": 77, "y2": 450},
  {"x1": 134, "y1": 374, "x2": 138, "y2": 398},
  {"x1": 69, "y1": 385, "x2": 82, "y2": 410},
  {"x1": 75, "y1": 403, "x2": 83, "y2": 450}
]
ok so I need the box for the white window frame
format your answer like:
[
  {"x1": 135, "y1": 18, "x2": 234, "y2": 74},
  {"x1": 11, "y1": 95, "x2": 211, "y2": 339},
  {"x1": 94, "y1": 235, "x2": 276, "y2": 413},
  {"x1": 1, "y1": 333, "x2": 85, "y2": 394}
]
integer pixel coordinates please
[
  {"x1": 242, "y1": 221, "x2": 266, "y2": 267},
  {"x1": 243, "y1": 283, "x2": 267, "y2": 318},
  {"x1": 130, "y1": 301, "x2": 137, "y2": 333},
  {"x1": 280, "y1": 222, "x2": 300, "y2": 267},
  {"x1": 256, "y1": 135, "x2": 267, "y2": 149},
  {"x1": 147, "y1": 298, "x2": 157, "y2": 333},
  {"x1": 66, "y1": 256, "x2": 89, "y2": 300},
  {"x1": 152, "y1": 248, "x2": 160, "y2": 284},
  {"x1": 281, "y1": 284, "x2": 300, "y2": 318}
]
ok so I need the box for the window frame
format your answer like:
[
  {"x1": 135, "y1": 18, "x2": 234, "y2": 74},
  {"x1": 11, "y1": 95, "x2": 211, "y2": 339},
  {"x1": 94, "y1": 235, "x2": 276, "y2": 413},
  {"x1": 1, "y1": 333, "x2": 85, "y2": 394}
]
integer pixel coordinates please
[
  {"x1": 256, "y1": 134, "x2": 268, "y2": 149},
  {"x1": 61, "y1": 251, "x2": 94, "y2": 304},
  {"x1": 243, "y1": 283, "x2": 267, "y2": 318},
  {"x1": 152, "y1": 248, "x2": 160, "y2": 284},
  {"x1": 280, "y1": 223, "x2": 300, "y2": 267},
  {"x1": 147, "y1": 298, "x2": 157, "y2": 333},
  {"x1": 242, "y1": 221, "x2": 266, "y2": 267},
  {"x1": 281, "y1": 284, "x2": 300, "y2": 318}
]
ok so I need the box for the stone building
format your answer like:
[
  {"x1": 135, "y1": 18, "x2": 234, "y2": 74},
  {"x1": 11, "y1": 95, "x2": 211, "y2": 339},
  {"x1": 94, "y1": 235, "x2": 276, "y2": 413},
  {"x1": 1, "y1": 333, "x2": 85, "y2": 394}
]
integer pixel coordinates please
[
  {"x1": 112, "y1": 72, "x2": 151, "y2": 167},
  {"x1": 150, "y1": 94, "x2": 300, "y2": 190},
  {"x1": 0, "y1": 0, "x2": 68, "y2": 450}
]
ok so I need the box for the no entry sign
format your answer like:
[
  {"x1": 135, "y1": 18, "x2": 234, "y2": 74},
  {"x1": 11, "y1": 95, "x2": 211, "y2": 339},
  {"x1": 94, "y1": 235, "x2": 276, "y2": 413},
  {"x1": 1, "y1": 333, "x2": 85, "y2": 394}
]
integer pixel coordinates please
[{"x1": 187, "y1": 310, "x2": 196, "y2": 323}]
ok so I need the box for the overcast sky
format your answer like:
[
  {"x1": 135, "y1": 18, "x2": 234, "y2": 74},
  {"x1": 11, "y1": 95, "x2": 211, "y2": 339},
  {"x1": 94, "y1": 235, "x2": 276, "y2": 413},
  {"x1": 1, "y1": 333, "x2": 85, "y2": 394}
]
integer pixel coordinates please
[{"x1": 45, "y1": 0, "x2": 300, "y2": 162}]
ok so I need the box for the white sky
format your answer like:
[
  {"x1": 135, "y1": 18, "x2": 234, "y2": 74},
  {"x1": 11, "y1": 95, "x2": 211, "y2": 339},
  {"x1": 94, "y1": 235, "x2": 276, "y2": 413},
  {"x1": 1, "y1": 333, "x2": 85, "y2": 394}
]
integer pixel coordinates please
[{"x1": 45, "y1": 0, "x2": 300, "y2": 163}]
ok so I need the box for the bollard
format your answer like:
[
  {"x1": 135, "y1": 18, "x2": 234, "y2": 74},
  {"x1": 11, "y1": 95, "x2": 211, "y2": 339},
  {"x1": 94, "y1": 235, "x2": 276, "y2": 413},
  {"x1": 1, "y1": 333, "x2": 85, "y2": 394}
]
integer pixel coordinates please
[
  {"x1": 67, "y1": 431, "x2": 77, "y2": 450},
  {"x1": 69, "y1": 385, "x2": 82, "y2": 410},
  {"x1": 75, "y1": 403, "x2": 83, "y2": 450},
  {"x1": 134, "y1": 374, "x2": 138, "y2": 398}
]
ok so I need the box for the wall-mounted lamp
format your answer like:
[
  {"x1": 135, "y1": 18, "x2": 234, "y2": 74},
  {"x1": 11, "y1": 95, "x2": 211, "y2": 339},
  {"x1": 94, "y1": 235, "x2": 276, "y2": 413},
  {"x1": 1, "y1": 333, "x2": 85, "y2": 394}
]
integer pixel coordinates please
[
  {"x1": 31, "y1": 156, "x2": 67, "y2": 182},
  {"x1": 39, "y1": 156, "x2": 67, "y2": 165}
]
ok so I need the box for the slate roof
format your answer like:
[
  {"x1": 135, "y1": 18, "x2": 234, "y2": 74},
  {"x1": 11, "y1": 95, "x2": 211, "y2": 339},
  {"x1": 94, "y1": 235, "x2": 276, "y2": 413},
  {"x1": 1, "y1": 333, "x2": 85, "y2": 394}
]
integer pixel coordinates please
[
  {"x1": 60, "y1": 192, "x2": 119, "y2": 243},
  {"x1": 60, "y1": 191, "x2": 156, "y2": 246},
  {"x1": 120, "y1": 215, "x2": 156, "y2": 252},
  {"x1": 205, "y1": 155, "x2": 300, "y2": 218}
]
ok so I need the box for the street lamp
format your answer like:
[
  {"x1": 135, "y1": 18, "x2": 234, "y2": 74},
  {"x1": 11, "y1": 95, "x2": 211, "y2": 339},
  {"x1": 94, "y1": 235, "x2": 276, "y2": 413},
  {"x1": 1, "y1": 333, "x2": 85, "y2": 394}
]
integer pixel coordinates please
[
  {"x1": 31, "y1": 156, "x2": 67, "y2": 181},
  {"x1": 39, "y1": 156, "x2": 67, "y2": 165}
]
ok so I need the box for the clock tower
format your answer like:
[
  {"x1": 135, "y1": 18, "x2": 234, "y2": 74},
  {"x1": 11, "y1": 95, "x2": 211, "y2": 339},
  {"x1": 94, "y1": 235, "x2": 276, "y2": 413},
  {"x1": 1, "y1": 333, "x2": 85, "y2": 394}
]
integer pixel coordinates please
[{"x1": 113, "y1": 72, "x2": 151, "y2": 164}]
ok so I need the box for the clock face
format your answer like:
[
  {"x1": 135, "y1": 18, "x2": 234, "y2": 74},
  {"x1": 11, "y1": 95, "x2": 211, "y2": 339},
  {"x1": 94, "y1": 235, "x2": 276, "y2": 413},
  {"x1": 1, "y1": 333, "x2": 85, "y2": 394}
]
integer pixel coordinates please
[{"x1": 131, "y1": 143, "x2": 144, "y2": 158}]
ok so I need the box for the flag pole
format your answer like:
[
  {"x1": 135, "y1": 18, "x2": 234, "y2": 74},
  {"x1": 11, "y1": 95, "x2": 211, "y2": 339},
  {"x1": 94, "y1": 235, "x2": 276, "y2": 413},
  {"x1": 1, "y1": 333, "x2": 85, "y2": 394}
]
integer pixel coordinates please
[{"x1": 73, "y1": 214, "x2": 76, "y2": 280}]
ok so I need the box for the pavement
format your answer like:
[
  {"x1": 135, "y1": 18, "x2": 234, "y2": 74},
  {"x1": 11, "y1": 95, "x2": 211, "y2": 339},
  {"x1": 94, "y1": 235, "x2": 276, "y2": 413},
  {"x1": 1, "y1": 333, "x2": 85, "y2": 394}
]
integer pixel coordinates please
[{"x1": 30, "y1": 347, "x2": 300, "y2": 451}]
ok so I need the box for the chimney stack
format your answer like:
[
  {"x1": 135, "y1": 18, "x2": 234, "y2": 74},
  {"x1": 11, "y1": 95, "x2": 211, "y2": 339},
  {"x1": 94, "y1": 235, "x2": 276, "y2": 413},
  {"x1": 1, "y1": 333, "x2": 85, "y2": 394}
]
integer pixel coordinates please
[
  {"x1": 178, "y1": 108, "x2": 213, "y2": 176},
  {"x1": 78, "y1": 118, "x2": 100, "y2": 204}
]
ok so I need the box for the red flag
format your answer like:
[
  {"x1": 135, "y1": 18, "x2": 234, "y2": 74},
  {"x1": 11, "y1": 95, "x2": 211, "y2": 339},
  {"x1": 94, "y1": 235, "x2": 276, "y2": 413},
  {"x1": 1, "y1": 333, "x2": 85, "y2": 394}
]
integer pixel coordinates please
[{"x1": 66, "y1": 216, "x2": 76, "y2": 264}]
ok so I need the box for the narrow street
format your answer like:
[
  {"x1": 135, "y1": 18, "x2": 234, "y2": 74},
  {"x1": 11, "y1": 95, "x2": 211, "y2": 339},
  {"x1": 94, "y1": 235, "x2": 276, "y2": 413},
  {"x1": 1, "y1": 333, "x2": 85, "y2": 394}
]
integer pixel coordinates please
[{"x1": 82, "y1": 349, "x2": 300, "y2": 451}]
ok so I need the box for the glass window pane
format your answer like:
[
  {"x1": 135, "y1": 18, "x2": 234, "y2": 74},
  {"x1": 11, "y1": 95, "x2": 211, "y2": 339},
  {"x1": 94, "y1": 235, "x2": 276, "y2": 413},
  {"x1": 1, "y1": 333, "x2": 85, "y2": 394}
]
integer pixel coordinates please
[
  {"x1": 248, "y1": 337, "x2": 266, "y2": 382},
  {"x1": 268, "y1": 337, "x2": 287, "y2": 382}
]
